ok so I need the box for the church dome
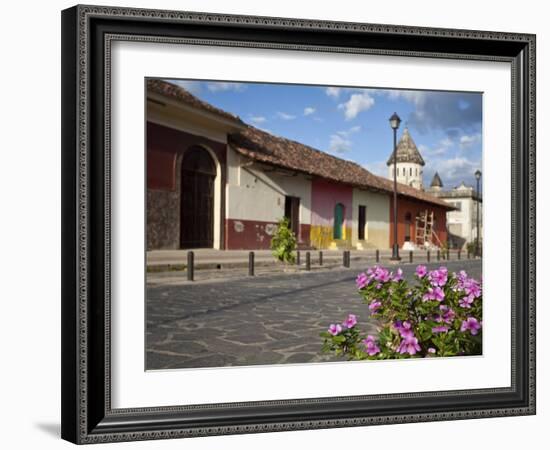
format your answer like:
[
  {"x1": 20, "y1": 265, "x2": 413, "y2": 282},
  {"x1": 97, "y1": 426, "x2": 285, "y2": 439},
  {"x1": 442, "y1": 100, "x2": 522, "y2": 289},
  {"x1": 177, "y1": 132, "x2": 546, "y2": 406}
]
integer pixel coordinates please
[
  {"x1": 430, "y1": 171, "x2": 443, "y2": 188},
  {"x1": 386, "y1": 127, "x2": 425, "y2": 166}
]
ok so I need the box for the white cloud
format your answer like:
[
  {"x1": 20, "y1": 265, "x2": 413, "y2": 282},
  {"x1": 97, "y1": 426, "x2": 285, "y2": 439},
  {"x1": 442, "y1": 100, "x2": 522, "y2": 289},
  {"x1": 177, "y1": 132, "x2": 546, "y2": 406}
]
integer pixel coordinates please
[
  {"x1": 276, "y1": 112, "x2": 296, "y2": 120},
  {"x1": 325, "y1": 87, "x2": 342, "y2": 98},
  {"x1": 329, "y1": 134, "x2": 352, "y2": 154},
  {"x1": 249, "y1": 116, "x2": 267, "y2": 124},
  {"x1": 363, "y1": 161, "x2": 388, "y2": 177},
  {"x1": 338, "y1": 92, "x2": 375, "y2": 120},
  {"x1": 418, "y1": 137, "x2": 453, "y2": 158},
  {"x1": 432, "y1": 156, "x2": 481, "y2": 187},
  {"x1": 459, "y1": 133, "x2": 481, "y2": 149},
  {"x1": 206, "y1": 82, "x2": 246, "y2": 93},
  {"x1": 304, "y1": 107, "x2": 316, "y2": 116},
  {"x1": 384, "y1": 89, "x2": 427, "y2": 106},
  {"x1": 336, "y1": 125, "x2": 361, "y2": 138}
]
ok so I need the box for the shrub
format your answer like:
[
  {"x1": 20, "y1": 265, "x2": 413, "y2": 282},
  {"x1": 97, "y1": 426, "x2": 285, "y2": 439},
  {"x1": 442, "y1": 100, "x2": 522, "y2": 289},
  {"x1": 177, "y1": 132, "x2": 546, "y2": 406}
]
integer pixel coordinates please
[
  {"x1": 321, "y1": 265, "x2": 482, "y2": 360},
  {"x1": 270, "y1": 217, "x2": 297, "y2": 264}
]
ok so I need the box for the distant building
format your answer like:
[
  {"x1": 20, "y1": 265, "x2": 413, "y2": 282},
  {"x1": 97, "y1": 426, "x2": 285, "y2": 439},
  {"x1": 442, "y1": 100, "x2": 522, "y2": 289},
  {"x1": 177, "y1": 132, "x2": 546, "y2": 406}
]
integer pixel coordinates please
[
  {"x1": 146, "y1": 79, "x2": 452, "y2": 251},
  {"x1": 427, "y1": 174, "x2": 483, "y2": 249}
]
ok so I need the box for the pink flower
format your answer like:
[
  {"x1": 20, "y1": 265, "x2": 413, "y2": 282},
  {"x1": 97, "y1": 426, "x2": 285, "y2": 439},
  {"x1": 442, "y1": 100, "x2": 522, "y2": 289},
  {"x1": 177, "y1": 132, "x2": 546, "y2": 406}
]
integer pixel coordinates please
[
  {"x1": 368, "y1": 300, "x2": 382, "y2": 313},
  {"x1": 328, "y1": 324, "x2": 342, "y2": 336},
  {"x1": 392, "y1": 268, "x2": 404, "y2": 282},
  {"x1": 428, "y1": 267, "x2": 448, "y2": 287},
  {"x1": 459, "y1": 295, "x2": 474, "y2": 308},
  {"x1": 460, "y1": 317, "x2": 481, "y2": 335},
  {"x1": 432, "y1": 325, "x2": 449, "y2": 333},
  {"x1": 428, "y1": 347, "x2": 436, "y2": 354},
  {"x1": 398, "y1": 334, "x2": 421, "y2": 355},
  {"x1": 416, "y1": 265, "x2": 427, "y2": 278},
  {"x1": 372, "y1": 266, "x2": 392, "y2": 283},
  {"x1": 394, "y1": 320, "x2": 414, "y2": 338},
  {"x1": 343, "y1": 314, "x2": 357, "y2": 329},
  {"x1": 363, "y1": 335, "x2": 381, "y2": 356},
  {"x1": 438, "y1": 305, "x2": 455, "y2": 323},
  {"x1": 356, "y1": 273, "x2": 369, "y2": 289},
  {"x1": 423, "y1": 286, "x2": 445, "y2": 302}
]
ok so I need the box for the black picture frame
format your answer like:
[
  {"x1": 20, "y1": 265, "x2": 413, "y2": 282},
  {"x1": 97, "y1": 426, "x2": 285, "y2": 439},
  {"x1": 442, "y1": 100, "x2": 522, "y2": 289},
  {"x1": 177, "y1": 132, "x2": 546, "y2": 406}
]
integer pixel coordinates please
[{"x1": 61, "y1": 4, "x2": 536, "y2": 444}]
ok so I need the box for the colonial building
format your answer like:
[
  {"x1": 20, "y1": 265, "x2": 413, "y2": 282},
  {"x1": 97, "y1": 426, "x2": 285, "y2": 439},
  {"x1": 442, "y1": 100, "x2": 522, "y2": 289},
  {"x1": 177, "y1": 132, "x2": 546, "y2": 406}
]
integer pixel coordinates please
[
  {"x1": 147, "y1": 79, "x2": 452, "y2": 251},
  {"x1": 427, "y1": 174, "x2": 483, "y2": 249}
]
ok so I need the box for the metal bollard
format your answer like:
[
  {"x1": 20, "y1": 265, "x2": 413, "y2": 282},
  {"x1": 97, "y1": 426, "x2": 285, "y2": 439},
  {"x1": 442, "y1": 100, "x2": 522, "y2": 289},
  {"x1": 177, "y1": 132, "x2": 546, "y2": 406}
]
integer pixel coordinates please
[
  {"x1": 409, "y1": 251, "x2": 413, "y2": 263},
  {"x1": 458, "y1": 249, "x2": 461, "y2": 260},
  {"x1": 447, "y1": 250, "x2": 450, "y2": 261},
  {"x1": 467, "y1": 249, "x2": 471, "y2": 259},
  {"x1": 187, "y1": 251, "x2": 194, "y2": 281},
  {"x1": 248, "y1": 251, "x2": 255, "y2": 276},
  {"x1": 375, "y1": 249, "x2": 380, "y2": 263},
  {"x1": 319, "y1": 251, "x2": 323, "y2": 266},
  {"x1": 437, "y1": 250, "x2": 440, "y2": 261},
  {"x1": 296, "y1": 251, "x2": 301, "y2": 266},
  {"x1": 305, "y1": 252, "x2": 311, "y2": 271},
  {"x1": 427, "y1": 250, "x2": 431, "y2": 262}
]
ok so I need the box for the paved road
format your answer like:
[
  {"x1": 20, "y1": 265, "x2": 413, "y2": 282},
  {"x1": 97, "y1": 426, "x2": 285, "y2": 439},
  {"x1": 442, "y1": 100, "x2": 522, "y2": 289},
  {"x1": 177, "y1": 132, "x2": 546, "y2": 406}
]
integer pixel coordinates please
[{"x1": 146, "y1": 260, "x2": 482, "y2": 370}]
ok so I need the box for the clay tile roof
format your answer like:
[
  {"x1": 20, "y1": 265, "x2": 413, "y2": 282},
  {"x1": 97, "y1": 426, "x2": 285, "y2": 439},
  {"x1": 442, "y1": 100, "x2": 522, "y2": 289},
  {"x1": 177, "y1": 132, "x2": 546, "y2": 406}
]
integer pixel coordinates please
[
  {"x1": 386, "y1": 127, "x2": 425, "y2": 166},
  {"x1": 430, "y1": 171, "x2": 443, "y2": 187},
  {"x1": 146, "y1": 80, "x2": 452, "y2": 210},
  {"x1": 229, "y1": 126, "x2": 453, "y2": 210},
  {"x1": 146, "y1": 79, "x2": 246, "y2": 126}
]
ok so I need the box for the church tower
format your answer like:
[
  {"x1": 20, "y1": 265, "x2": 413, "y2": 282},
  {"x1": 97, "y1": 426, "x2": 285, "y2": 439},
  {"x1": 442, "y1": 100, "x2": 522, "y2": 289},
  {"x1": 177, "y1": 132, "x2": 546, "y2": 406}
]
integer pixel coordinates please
[{"x1": 386, "y1": 127, "x2": 425, "y2": 190}]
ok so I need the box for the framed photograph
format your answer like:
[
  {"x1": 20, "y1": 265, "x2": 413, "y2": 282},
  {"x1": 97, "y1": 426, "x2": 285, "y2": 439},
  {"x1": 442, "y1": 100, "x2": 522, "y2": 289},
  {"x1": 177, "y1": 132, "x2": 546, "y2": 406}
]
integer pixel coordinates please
[{"x1": 61, "y1": 4, "x2": 536, "y2": 444}]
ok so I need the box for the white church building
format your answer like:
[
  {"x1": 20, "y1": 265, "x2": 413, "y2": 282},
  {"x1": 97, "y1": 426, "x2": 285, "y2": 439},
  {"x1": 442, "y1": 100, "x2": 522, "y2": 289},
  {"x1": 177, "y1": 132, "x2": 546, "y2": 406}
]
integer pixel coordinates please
[{"x1": 386, "y1": 127, "x2": 482, "y2": 251}]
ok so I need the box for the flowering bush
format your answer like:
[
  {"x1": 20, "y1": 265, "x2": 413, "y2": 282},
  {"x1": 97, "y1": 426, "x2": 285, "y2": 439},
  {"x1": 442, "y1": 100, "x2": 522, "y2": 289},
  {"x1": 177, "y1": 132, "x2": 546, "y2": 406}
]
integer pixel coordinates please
[{"x1": 320, "y1": 265, "x2": 482, "y2": 360}]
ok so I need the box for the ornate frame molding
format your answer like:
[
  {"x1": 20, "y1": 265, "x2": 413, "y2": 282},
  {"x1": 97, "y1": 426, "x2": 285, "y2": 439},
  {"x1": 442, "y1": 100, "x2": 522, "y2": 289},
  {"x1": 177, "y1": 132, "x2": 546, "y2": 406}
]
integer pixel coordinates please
[{"x1": 61, "y1": 5, "x2": 536, "y2": 444}]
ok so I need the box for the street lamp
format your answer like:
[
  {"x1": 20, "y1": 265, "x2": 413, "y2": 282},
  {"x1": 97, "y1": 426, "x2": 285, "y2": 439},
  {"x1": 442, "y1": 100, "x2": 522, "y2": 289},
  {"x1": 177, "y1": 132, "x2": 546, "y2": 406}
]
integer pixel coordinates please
[
  {"x1": 389, "y1": 112, "x2": 401, "y2": 261},
  {"x1": 474, "y1": 170, "x2": 482, "y2": 257}
]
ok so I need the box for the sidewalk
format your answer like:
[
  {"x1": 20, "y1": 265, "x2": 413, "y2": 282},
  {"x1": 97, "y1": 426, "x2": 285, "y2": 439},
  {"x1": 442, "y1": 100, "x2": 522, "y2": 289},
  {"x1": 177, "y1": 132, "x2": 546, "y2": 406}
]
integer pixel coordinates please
[{"x1": 147, "y1": 248, "x2": 474, "y2": 272}]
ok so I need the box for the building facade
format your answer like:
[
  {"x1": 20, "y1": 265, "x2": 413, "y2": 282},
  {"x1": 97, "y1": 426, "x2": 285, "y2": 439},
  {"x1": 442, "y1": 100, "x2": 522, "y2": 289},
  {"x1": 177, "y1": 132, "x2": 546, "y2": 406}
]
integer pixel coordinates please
[
  {"x1": 147, "y1": 80, "x2": 452, "y2": 251},
  {"x1": 427, "y1": 175, "x2": 483, "y2": 249}
]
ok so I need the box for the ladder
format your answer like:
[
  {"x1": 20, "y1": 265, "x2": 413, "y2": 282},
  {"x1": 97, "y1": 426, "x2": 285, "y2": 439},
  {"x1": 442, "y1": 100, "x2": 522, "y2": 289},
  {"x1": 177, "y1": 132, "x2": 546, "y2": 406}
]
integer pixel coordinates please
[{"x1": 415, "y1": 210, "x2": 442, "y2": 249}]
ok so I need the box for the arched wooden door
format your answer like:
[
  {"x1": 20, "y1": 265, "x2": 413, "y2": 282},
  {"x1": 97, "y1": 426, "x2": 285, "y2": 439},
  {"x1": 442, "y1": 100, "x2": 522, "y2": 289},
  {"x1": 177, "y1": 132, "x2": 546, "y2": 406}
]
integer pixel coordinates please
[
  {"x1": 333, "y1": 203, "x2": 345, "y2": 240},
  {"x1": 180, "y1": 147, "x2": 216, "y2": 249}
]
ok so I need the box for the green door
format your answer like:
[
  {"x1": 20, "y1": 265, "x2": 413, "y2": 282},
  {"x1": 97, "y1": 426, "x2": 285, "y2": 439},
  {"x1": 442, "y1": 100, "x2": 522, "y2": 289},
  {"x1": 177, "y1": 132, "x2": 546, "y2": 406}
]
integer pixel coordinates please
[{"x1": 333, "y1": 203, "x2": 344, "y2": 239}]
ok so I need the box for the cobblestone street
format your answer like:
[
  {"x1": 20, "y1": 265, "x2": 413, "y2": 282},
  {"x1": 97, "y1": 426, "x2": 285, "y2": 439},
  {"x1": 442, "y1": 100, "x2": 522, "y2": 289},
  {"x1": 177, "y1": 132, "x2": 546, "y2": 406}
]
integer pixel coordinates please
[{"x1": 146, "y1": 260, "x2": 482, "y2": 370}]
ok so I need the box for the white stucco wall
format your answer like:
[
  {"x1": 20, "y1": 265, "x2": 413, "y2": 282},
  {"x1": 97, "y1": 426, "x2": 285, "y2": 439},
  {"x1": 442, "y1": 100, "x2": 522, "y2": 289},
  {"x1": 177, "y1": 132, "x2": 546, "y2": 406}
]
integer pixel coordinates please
[
  {"x1": 351, "y1": 188, "x2": 390, "y2": 249},
  {"x1": 388, "y1": 162, "x2": 424, "y2": 189},
  {"x1": 444, "y1": 197, "x2": 483, "y2": 246},
  {"x1": 226, "y1": 146, "x2": 312, "y2": 225}
]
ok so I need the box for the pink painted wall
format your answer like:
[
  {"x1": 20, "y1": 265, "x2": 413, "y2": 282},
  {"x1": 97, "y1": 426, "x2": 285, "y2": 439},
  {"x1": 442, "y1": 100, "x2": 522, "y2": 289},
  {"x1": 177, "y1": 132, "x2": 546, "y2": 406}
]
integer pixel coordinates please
[{"x1": 311, "y1": 178, "x2": 353, "y2": 226}]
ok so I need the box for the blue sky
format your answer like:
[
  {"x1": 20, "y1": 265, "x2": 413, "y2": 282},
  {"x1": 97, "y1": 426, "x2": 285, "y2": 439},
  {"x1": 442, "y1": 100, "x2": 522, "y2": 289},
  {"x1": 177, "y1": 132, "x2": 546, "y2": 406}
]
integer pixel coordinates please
[{"x1": 167, "y1": 79, "x2": 483, "y2": 189}]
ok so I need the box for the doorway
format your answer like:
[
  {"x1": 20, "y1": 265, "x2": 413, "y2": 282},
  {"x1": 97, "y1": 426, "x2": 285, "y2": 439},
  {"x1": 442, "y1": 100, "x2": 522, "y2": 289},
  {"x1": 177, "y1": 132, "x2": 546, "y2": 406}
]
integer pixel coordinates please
[{"x1": 180, "y1": 146, "x2": 216, "y2": 248}]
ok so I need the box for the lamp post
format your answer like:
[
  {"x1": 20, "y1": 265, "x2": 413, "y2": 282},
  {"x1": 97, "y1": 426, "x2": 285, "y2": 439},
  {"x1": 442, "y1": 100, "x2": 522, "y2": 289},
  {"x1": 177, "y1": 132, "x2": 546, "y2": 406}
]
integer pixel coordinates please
[
  {"x1": 474, "y1": 170, "x2": 482, "y2": 257},
  {"x1": 389, "y1": 112, "x2": 401, "y2": 261}
]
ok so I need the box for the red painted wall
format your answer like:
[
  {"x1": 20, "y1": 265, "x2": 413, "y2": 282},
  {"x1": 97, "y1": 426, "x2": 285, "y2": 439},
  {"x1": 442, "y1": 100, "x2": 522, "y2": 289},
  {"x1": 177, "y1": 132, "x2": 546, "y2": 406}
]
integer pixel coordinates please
[
  {"x1": 225, "y1": 219, "x2": 311, "y2": 250},
  {"x1": 389, "y1": 196, "x2": 448, "y2": 248},
  {"x1": 310, "y1": 178, "x2": 353, "y2": 226},
  {"x1": 147, "y1": 121, "x2": 227, "y2": 191}
]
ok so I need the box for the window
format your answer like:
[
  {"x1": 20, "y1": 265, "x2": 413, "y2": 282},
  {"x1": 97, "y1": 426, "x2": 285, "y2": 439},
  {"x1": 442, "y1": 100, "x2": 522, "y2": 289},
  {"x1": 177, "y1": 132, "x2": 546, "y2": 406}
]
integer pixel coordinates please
[
  {"x1": 403, "y1": 167, "x2": 406, "y2": 176},
  {"x1": 410, "y1": 167, "x2": 412, "y2": 176}
]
